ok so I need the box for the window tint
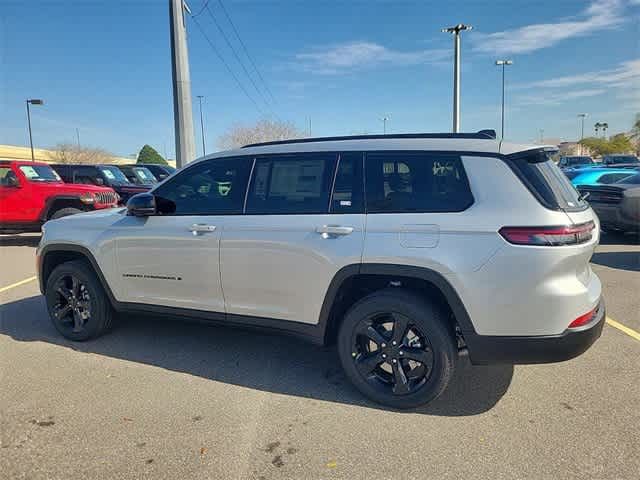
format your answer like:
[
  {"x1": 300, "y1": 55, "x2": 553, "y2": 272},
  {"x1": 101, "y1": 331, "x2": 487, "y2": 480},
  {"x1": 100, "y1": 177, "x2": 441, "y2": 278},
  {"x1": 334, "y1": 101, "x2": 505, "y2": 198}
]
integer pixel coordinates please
[
  {"x1": 154, "y1": 157, "x2": 252, "y2": 215},
  {"x1": 246, "y1": 153, "x2": 337, "y2": 214},
  {"x1": 72, "y1": 166, "x2": 100, "y2": 185},
  {"x1": 509, "y1": 151, "x2": 587, "y2": 211},
  {"x1": 365, "y1": 152, "x2": 473, "y2": 213},
  {"x1": 331, "y1": 152, "x2": 364, "y2": 213},
  {"x1": 616, "y1": 173, "x2": 640, "y2": 184},
  {"x1": 0, "y1": 167, "x2": 15, "y2": 186}
]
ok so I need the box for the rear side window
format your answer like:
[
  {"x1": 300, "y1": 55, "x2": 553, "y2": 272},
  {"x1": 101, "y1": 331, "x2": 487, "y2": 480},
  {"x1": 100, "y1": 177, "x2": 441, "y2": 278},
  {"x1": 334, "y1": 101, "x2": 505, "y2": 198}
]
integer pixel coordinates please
[
  {"x1": 331, "y1": 152, "x2": 364, "y2": 213},
  {"x1": 365, "y1": 152, "x2": 473, "y2": 213},
  {"x1": 508, "y1": 151, "x2": 587, "y2": 211},
  {"x1": 598, "y1": 173, "x2": 633, "y2": 184},
  {"x1": 246, "y1": 153, "x2": 337, "y2": 214}
]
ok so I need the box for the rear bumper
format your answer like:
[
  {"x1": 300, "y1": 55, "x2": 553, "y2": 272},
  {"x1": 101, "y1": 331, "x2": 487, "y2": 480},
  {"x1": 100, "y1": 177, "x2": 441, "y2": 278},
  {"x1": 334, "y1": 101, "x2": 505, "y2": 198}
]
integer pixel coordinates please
[{"x1": 464, "y1": 299, "x2": 605, "y2": 365}]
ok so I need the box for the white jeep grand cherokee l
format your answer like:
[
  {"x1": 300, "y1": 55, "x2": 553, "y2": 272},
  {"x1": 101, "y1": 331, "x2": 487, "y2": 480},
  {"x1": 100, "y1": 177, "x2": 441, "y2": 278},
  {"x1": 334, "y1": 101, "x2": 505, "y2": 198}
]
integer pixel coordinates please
[{"x1": 37, "y1": 131, "x2": 605, "y2": 409}]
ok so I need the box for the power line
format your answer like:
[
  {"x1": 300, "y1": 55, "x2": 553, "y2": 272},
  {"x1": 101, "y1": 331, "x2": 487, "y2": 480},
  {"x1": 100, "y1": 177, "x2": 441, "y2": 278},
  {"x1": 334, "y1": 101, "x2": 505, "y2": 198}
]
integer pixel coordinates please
[
  {"x1": 190, "y1": 14, "x2": 266, "y2": 116},
  {"x1": 204, "y1": 4, "x2": 274, "y2": 112},
  {"x1": 216, "y1": 0, "x2": 278, "y2": 105}
]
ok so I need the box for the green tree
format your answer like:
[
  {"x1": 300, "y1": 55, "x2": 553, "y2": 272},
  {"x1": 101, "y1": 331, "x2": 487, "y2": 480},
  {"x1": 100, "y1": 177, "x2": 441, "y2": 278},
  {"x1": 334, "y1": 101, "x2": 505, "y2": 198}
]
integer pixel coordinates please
[
  {"x1": 579, "y1": 135, "x2": 633, "y2": 156},
  {"x1": 136, "y1": 144, "x2": 167, "y2": 165}
]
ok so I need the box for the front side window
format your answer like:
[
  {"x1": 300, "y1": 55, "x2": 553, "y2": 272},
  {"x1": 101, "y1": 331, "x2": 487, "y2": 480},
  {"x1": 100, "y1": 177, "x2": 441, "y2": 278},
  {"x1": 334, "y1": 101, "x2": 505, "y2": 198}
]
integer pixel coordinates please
[
  {"x1": 154, "y1": 157, "x2": 252, "y2": 215},
  {"x1": 365, "y1": 152, "x2": 473, "y2": 213},
  {"x1": 0, "y1": 167, "x2": 18, "y2": 186},
  {"x1": 246, "y1": 153, "x2": 337, "y2": 214},
  {"x1": 19, "y1": 165, "x2": 61, "y2": 182}
]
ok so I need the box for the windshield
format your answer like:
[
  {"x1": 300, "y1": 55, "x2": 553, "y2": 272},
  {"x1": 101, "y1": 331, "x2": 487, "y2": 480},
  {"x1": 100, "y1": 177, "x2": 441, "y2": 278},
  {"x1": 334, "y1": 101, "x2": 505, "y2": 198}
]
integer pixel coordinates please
[
  {"x1": 131, "y1": 167, "x2": 158, "y2": 184},
  {"x1": 604, "y1": 156, "x2": 639, "y2": 165},
  {"x1": 99, "y1": 166, "x2": 130, "y2": 184},
  {"x1": 19, "y1": 165, "x2": 62, "y2": 182},
  {"x1": 564, "y1": 157, "x2": 593, "y2": 166},
  {"x1": 616, "y1": 173, "x2": 640, "y2": 184}
]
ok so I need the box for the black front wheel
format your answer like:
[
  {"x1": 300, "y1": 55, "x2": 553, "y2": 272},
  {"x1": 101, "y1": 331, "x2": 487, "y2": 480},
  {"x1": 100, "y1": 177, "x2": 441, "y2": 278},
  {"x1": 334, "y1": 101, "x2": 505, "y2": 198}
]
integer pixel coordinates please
[
  {"x1": 338, "y1": 289, "x2": 457, "y2": 409},
  {"x1": 45, "y1": 260, "x2": 114, "y2": 341}
]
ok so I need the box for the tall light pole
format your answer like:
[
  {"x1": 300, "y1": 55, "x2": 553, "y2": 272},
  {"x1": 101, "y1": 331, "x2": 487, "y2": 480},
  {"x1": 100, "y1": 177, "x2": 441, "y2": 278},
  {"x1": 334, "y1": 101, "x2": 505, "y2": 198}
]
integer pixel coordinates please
[
  {"x1": 495, "y1": 60, "x2": 513, "y2": 140},
  {"x1": 196, "y1": 95, "x2": 206, "y2": 156},
  {"x1": 380, "y1": 115, "x2": 390, "y2": 134},
  {"x1": 442, "y1": 24, "x2": 472, "y2": 133},
  {"x1": 578, "y1": 113, "x2": 588, "y2": 155},
  {"x1": 76, "y1": 128, "x2": 81, "y2": 148},
  {"x1": 25, "y1": 99, "x2": 44, "y2": 162},
  {"x1": 170, "y1": 0, "x2": 196, "y2": 168}
]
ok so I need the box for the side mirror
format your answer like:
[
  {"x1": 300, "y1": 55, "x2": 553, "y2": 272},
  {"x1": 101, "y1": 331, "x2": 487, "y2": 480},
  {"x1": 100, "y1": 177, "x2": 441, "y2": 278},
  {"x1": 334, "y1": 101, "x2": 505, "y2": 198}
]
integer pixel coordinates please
[
  {"x1": 5, "y1": 175, "x2": 21, "y2": 188},
  {"x1": 127, "y1": 193, "x2": 156, "y2": 216}
]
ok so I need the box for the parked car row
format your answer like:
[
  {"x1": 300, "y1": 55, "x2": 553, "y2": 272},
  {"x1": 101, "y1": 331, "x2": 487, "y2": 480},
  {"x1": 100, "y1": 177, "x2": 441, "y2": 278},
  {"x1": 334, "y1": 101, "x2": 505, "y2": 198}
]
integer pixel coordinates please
[
  {"x1": 0, "y1": 160, "x2": 176, "y2": 234},
  {"x1": 557, "y1": 155, "x2": 639, "y2": 235}
]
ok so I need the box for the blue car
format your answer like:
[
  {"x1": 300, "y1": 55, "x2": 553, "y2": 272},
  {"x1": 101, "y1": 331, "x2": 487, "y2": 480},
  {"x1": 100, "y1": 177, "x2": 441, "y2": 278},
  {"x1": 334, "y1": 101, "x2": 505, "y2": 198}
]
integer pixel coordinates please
[{"x1": 568, "y1": 167, "x2": 639, "y2": 187}]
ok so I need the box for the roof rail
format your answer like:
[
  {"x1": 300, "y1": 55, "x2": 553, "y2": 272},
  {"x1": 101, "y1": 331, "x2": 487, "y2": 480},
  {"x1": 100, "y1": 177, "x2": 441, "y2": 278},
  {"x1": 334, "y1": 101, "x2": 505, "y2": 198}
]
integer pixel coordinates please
[{"x1": 242, "y1": 129, "x2": 497, "y2": 148}]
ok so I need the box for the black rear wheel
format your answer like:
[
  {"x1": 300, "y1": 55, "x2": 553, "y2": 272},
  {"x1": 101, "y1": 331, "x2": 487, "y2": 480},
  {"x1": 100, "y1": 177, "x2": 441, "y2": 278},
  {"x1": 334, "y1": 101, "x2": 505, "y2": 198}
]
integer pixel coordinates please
[
  {"x1": 45, "y1": 260, "x2": 114, "y2": 341},
  {"x1": 338, "y1": 289, "x2": 456, "y2": 409}
]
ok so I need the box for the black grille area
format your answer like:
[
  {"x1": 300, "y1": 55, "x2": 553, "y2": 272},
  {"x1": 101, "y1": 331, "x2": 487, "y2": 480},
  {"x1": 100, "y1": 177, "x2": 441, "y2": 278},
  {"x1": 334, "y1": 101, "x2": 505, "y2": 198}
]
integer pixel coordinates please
[{"x1": 578, "y1": 186, "x2": 624, "y2": 205}]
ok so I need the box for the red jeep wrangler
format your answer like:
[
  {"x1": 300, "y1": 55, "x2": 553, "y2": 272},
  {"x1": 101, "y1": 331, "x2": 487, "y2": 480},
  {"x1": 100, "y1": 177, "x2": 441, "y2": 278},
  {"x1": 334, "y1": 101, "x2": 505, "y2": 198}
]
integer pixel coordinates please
[{"x1": 0, "y1": 160, "x2": 119, "y2": 234}]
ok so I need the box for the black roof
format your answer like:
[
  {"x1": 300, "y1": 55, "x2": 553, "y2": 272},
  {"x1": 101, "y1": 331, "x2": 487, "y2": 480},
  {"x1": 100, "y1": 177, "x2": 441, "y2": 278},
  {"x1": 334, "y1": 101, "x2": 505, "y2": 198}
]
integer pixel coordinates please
[{"x1": 242, "y1": 129, "x2": 497, "y2": 148}]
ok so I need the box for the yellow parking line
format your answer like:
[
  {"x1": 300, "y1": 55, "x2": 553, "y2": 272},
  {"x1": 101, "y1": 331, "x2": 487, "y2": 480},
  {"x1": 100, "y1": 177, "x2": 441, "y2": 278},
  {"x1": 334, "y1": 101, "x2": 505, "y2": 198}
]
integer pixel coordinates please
[
  {"x1": 606, "y1": 317, "x2": 640, "y2": 342},
  {"x1": 0, "y1": 276, "x2": 37, "y2": 293}
]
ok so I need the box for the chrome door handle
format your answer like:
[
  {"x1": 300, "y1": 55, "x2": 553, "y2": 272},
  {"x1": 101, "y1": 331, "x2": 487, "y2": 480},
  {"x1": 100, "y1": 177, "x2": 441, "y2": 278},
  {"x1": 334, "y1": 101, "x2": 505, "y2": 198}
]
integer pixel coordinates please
[
  {"x1": 316, "y1": 225, "x2": 354, "y2": 237},
  {"x1": 189, "y1": 224, "x2": 216, "y2": 235}
]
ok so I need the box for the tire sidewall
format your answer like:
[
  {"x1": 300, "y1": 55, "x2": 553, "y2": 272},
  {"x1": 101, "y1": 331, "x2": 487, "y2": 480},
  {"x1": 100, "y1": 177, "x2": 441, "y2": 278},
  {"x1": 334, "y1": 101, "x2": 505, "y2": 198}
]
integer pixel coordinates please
[
  {"x1": 45, "y1": 262, "x2": 106, "y2": 341},
  {"x1": 338, "y1": 290, "x2": 456, "y2": 409},
  {"x1": 50, "y1": 207, "x2": 82, "y2": 220}
]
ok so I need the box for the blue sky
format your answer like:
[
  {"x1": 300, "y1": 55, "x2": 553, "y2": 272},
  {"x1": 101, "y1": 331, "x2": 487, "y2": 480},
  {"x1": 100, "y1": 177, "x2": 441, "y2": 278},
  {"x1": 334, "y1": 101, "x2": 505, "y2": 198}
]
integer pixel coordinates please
[{"x1": 2, "y1": 0, "x2": 638, "y2": 158}]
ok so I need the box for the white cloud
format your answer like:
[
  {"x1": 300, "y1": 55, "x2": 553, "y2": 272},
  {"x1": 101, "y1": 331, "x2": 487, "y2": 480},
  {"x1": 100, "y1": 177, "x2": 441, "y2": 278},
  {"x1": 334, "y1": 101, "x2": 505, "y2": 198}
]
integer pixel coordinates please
[
  {"x1": 515, "y1": 88, "x2": 606, "y2": 106},
  {"x1": 474, "y1": 0, "x2": 625, "y2": 55},
  {"x1": 294, "y1": 41, "x2": 449, "y2": 74},
  {"x1": 515, "y1": 59, "x2": 640, "y2": 90}
]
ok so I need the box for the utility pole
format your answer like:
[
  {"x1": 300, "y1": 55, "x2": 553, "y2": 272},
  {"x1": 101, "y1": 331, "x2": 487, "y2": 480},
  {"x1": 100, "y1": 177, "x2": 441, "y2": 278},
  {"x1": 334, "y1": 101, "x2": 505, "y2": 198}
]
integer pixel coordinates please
[
  {"x1": 442, "y1": 24, "x2": 472, "y2": 133},
  {"x1": 25, "y1": 99, "x2": 44, "y2": 162},
  {"x1": 76, "y1": 128, "x2": 81, "y2": 148},
  {"x1": 380, "y1": 114, "x2": 390, "y2": 134},
  {"x1": 539, "y1": 129, "x2": 544, "y2": 144},
  {"x1": 170, "y1": 0, "x2": 196, "y2": 168},
  {"x1": 578, "y1": 113, "x2": 588, "y2": 155},
  {"x1": 196, "y1": 95, "x2": 206, "y2": 156},
  {"x1": 495, "y1": 60, "x2": 512, "y2": 140}
]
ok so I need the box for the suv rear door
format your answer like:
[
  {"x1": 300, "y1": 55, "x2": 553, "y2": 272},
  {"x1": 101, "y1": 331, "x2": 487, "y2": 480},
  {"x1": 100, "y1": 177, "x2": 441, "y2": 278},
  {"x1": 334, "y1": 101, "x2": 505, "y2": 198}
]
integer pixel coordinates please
[{"x1": 220, "y1": 152, "x2": 365, "y2": 325}]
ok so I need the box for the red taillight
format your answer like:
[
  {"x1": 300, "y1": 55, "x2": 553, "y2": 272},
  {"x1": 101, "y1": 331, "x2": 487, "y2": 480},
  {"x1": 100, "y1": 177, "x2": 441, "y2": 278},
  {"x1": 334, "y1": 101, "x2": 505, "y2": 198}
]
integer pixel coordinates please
[
  {"x1": 499, "y1": 221, "x2": 595, "y2": 246},
  {"x1": 568, "y1": 307, "x2": 597, "y2": 329}
]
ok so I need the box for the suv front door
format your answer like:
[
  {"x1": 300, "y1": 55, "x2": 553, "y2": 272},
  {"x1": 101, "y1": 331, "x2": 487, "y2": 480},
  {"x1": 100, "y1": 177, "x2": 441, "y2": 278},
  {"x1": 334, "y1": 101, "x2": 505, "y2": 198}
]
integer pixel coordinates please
[
  {"x1": 113, "y1": 157, "x2": 252, "y2": 312},
  {"x1": 220, "y1": 152, "x2": 365, "y2": 325}
]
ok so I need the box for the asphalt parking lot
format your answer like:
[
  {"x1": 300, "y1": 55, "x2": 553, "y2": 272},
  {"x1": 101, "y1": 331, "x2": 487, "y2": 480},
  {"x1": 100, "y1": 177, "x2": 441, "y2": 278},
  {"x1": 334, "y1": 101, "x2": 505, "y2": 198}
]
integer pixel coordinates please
[{"x1": 1, "y1": 233, "x2": 638, "y2": 480}]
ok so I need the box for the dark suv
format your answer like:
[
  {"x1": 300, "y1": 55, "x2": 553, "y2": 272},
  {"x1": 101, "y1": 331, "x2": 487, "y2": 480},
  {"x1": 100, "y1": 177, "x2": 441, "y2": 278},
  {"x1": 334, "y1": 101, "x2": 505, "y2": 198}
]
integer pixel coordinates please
[
  {"x1": 50, "y1": 164, "x2": 150, "y2": 205},
  {"x1": 135, "y1": 163, "x2": 176, "y2": 181}
]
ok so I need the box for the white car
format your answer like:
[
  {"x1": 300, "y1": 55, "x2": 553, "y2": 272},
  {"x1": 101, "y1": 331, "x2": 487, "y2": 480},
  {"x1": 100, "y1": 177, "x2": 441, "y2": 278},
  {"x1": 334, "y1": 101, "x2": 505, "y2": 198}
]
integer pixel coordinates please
[{"x1": 37, "y1": 130, "x2": 605, "y2": 409}]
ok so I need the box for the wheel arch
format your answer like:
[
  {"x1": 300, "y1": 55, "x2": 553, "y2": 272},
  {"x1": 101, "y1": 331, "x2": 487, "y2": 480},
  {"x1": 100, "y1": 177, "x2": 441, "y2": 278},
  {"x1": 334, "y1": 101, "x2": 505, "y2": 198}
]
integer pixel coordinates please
[
  {"x1": 40, "y1": 196, "x2": 88, "y2": 221},
  {"x1": 39, "y1": 244, "x2": 117, "y2": 306},
  {"x1": 319, "y1": 263, "x2": 476, "y2": 345}
]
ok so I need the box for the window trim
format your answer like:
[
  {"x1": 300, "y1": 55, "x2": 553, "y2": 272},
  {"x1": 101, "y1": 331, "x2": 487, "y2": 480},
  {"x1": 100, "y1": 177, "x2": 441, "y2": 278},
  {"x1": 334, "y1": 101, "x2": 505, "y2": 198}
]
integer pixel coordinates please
[{"x1": 363, "y1": 150, "x2": 475, "y2": 214}]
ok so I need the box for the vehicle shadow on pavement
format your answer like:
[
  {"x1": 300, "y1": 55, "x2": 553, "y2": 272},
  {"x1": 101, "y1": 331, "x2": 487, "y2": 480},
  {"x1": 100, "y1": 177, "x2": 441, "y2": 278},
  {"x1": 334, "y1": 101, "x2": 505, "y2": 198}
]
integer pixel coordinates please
[
  {"x1": 591, "y1": 251, "x2": 640, "y2": 272},
  {"x1": 0, "y1": 234, "x2": 41, "y2": 247},
  {"x1": 0, "y1": 295, "x2": 513, "y2": 417}
]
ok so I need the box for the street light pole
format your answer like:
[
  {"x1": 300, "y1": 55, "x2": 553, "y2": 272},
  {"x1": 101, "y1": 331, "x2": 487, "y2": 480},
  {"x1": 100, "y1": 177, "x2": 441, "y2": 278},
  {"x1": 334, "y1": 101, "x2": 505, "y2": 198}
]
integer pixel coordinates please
[
  {"x1": 495, "y1": 60, "x2": 513, "y2": 140},
  {"x1": 578, "y1": 113, "x2": 588, "y2": 155},
  {"x1": 196, "y1": 95, "x2": 206, "y2": 156},
  {"x1": 442, "y1": 24, "x2": 472, "y2": 133},
  {"x1": 25, "y1": 99, "x2": 44, "y2": 162}
]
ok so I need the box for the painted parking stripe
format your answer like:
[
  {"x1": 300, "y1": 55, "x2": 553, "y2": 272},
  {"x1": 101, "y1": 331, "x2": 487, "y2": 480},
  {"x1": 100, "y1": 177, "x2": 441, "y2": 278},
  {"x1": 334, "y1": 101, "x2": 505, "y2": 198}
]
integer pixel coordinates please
[
  {"x1": 0, "y1": 276, "x2": 37, "y2": 293},
  {"x1": 606, "y1": 317, "x2": 640, "y2": 342}
]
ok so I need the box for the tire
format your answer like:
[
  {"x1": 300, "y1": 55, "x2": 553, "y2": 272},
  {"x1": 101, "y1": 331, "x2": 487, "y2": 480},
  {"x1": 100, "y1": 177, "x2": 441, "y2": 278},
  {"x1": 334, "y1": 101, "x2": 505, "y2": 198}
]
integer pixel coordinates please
[
  {"x1": 50, "y1": 207, "x2": 83, "y2": 220},
  {"x1": 337, "y1": 289, "x2": 457, "y2": 409},
  {"x1": 45, "y1": 260, "x2": 115, "y2": 341}
]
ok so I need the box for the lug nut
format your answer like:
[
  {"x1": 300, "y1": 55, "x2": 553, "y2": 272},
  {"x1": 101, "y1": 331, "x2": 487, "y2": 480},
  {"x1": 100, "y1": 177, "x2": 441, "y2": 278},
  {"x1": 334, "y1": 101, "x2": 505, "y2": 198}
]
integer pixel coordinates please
[
  {"x1": 382, "y1": 353, "x2": 387, "y2": 359},
  {"x1": 392, "y1": 358, "x2": 397, "y2": 364},
  {"x1": 392, "y1": 341, "x2": 397, "y2": 346},
  {"x1": 352, "y1": 352, "x2": 357, "y2": 357},
  {"x1": 399, "y1": 351, "x2": 404, "y2": 356},
  {"x1": 381, "y1": 343, "x2": 386, "y2": 348}
]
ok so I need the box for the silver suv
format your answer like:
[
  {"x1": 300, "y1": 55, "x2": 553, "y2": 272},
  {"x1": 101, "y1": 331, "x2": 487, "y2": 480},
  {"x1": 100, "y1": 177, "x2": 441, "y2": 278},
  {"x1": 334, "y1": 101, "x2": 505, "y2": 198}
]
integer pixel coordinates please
[{"x1": 37, "y1": 131, "x2": 605, "y2": 409}]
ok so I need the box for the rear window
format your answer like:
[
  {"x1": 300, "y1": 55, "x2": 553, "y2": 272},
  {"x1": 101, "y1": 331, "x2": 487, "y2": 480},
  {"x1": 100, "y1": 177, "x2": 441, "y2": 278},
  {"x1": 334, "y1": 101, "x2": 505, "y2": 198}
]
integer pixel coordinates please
[
  {"x1": 604, "y1": 155, "x2": 639, "y2": 165},
  {"x1": 509, "y1": 150, "x2": 587, "y2": 211},
  {"x1": 616, "y1": 173, "x2": 640, "y2": 184},
  {"x1": 365, "y1": 152, "x2": 473, "y2": 213}
]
